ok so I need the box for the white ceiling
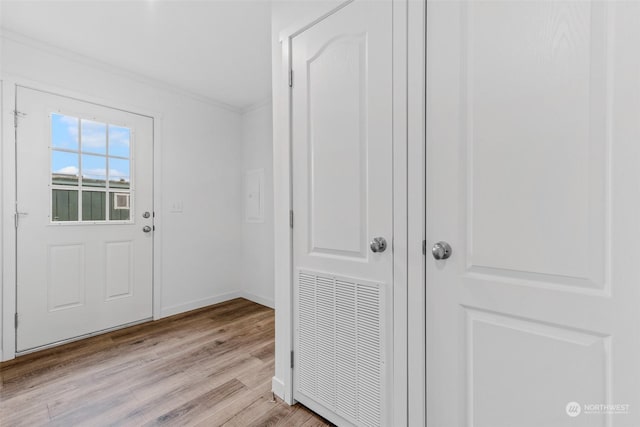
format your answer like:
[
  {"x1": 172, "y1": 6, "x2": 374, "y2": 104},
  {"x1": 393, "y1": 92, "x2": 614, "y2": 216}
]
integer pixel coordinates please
[{"x1": 0, "y1": 0, "x2": 273, "y2": 110}]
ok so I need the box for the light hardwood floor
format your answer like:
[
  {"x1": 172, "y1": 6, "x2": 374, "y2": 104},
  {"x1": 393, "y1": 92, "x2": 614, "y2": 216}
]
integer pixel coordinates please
[{"x1": 0, "y1": 298, "x2": 332, "y2": 427}]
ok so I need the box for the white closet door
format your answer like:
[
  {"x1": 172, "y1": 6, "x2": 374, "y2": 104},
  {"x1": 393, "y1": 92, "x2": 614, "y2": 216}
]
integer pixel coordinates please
[
  {"x1": 291, "y1": 1, "x2": 394, "y2": 426},
  {"x1": 427, "y1": 1, "x2": 640, "y2": 426}
]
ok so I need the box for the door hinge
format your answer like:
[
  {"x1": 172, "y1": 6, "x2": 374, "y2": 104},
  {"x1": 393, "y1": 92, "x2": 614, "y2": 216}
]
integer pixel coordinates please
[
  {"x1": 288, "y1": 70, "x2": 293, "y2": 88},
  {"x1": 15, "y1": 211, "x2": 27, "y2": 229},
  {"x1": 422, "y1": 239, "x2": 427, "y2": 256},
  {"x1": 13, "y1": 110, "x2": 27, "y2": 128},
  {"x1": 290, "y1": 351, "x2": 294, "y2": 368},
  {"x1": 15, "y1": 313, "x2": 18, "y2": 329},
  {"x1": 289, "y1": 210, "x2": 294, "y2": 228}
]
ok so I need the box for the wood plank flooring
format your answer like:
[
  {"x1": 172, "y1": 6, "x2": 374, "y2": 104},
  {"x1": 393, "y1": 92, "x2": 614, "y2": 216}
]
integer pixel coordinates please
[{"x1": 0, "y1": 298, "x2": 333, "y2": 427}]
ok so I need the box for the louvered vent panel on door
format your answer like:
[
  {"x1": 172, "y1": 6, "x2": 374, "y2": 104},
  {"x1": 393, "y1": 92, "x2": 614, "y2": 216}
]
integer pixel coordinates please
[
  {"x1": 297, "y1": 270, "x2": 384, "y2": 427},
  {"x1": 298, "y1": 273, "x2": 317, "y2": 396},
  {"x1": 316, "y1": 276, "x2": 336, "y2": 407},
  {"x1": 355, "y1": 285, "x2": 382, "y2": 426},
  {"x1": 335, "y1": 280, "x2": 358, "y2": 420}
]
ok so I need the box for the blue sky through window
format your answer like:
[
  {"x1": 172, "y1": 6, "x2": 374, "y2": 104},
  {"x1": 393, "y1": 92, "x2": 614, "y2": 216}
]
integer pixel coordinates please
[
  {"x1": 109, "y1": 158, "x2": 130, "y2": 183},
  {"x1": 81, "y1": 120, "x2": 107, "y2": 155},
  {"x1": 51, "y1": 114, "x2": 131, "y2": 182},
  {"x1": 82, "y1": 154, "x2": 107, "y2": 183},
  {"x1": 51, "y1": 113, "x2": 78, "y2": 151},
  {"x1": 51, "y1": 151, "x2": 79, "y2": 176},
  {"x1": 108, "y1": 125, "x2": 130, "y2": 158}
]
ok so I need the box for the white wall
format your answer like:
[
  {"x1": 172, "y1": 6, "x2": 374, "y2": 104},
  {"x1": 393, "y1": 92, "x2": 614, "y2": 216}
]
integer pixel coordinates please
[
  {"x1": 240, "y1": 102, "x2": 274, "y2": 308},
  {"x1": 0, "y1": 32, "x2": 244, "y2": 359}
]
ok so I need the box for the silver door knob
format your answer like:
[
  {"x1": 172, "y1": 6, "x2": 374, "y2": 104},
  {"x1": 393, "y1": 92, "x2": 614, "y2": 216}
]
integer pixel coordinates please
[
  {"x1": 142, "y1": 225, "x2": 152, "y2": 233},
  {"x1": 370, "y1": 237, "x2": 387, "y2": 253},
  {"x1": 432, "y1": 241, "x2": 452, "y2": 260}
]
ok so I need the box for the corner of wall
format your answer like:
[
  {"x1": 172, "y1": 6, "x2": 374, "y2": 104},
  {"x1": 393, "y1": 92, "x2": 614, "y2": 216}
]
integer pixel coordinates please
[
  {"x1": 239, "y1": 102, "x2": 275, "y2": 309},
  {"x1": 241, "y1": 291, "x2": 274, "y2": 309},
  {"x1": 160, "y1": 291, "x2": 243, "y2": 319}
]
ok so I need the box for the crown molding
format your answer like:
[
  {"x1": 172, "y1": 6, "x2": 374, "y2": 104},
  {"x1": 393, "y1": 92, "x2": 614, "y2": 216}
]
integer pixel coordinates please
[
  {"x1": 0, "y1": 27, "x2": 242, "y2": 114},
  {"x1": 240, "y1": 96, "x2": 272, "y2": 115}
]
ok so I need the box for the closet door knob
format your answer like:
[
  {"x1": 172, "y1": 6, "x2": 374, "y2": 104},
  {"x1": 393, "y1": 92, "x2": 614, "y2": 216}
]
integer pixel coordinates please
[
  {"x1": 432, "y1": 241, "x2": 452, "y2": 260},
  {"x1": 370, "y1": 237, "x2": 387, "y2": 253}
]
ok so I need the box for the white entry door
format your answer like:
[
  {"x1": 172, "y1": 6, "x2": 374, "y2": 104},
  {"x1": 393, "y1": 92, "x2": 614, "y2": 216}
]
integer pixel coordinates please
[
  {"x1": 16, "y1": 86, "x2": 154, "y2": 353},
  {"x1": 291, "y1": 1, "x2": 393, "y2": 426},
  {"x1": 427, "y1": 1, "x2": 640, "y2": 426}
]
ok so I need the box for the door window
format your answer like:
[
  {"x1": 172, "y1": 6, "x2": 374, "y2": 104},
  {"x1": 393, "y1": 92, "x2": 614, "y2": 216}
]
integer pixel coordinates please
[{"x1": 50, "y1": 113, "x2": 131, "y2": 222}]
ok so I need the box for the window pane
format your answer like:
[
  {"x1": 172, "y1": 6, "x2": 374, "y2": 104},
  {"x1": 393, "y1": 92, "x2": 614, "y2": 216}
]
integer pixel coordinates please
[
  {"x1": 81, "y1": 119, "x2": 107, "y2": 154},
  {"x1": 109, "y1": 192, "x2": 130, "y2": 221},
  {"x1": 82, "y1": 191, "x2": 106, "y2": 221},
  {"x1": 82, "y1": 154, "x2": 106, "y2": 187},
  {"x1": 52, "y1": 189, "x2": 78, "y2": 221},
  {"x1": 109, "y1": 158, "x2": 130, "y2": 189},
  {"x1": 52, "y1": 150, "x2": 79, "y2": 186},
  {"x1": 51, "y1": 113, "x2": 78, "y2": 150},
  {"x1": 109, "y1": 125, "x2": 130, "y2": 158}
]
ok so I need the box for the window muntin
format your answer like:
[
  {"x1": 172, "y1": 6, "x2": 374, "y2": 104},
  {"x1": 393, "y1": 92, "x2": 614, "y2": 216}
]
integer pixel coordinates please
[{"x1": 50, "y1": 113, "x2": 132, "y2": 223}]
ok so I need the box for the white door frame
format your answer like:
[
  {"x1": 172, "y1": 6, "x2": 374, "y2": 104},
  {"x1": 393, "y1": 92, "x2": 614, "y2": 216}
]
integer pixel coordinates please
[
  {"x1": 1, "y1": 74, "x2": 164, "y2": 362},
  {"x1": 406, "y1": 1, "x2": 426, "y2": 426},
  {"x1": 272, "y1": 0, "x2": 425, "y2": 425}
]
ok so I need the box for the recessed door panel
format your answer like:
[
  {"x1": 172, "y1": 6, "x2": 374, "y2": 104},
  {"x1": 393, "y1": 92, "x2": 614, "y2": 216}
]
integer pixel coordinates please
[
  {"x1": 105, "y1": 241, "x2": 134, "y2": 300},
  {"x1": 308, "y1": 35, "x2": 367, "y2": 258},
  {"x1": 465, "y1": 1, "x2": 609, "y2": 292},
  {"x1": 467, "y1": 309, "x2": 608, "y2": 427},
  {"x1": 48, "y1": 244, "x2": 85, "y2": 311}
]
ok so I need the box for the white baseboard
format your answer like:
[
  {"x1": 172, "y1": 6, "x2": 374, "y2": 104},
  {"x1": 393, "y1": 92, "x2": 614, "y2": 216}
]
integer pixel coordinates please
[
  {"x1": 160, "y1": 291, "x2": 242, "y2": 318},
  {"x1": 272, "y1": 376, "x2": 287, "y2": 402},
  {"x1": 241, "y1": 291, "x2": 275, "y2": 309}
]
